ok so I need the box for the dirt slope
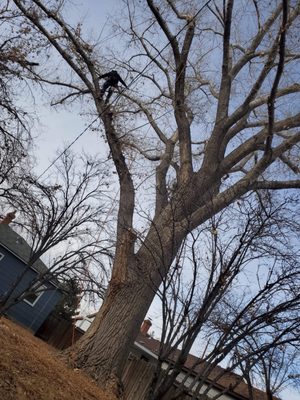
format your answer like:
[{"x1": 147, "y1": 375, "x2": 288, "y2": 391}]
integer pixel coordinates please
[{"x1": 0, "y1": 317, "x2": 117, "y2": 400}]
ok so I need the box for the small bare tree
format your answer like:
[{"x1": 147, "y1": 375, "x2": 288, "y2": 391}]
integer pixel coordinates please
[
  {"x1": 0, "y1": 151, "x2": 114, "y2": 314},
  {"x1": 0, "y1": 1, "x2": 44, "y2": 197},
  {"x1": 236, "y1": 340, "x2": 300, "y2": 400},
  {"x1": 146, "y1": 193, "x2": 300, "y2": 400}
]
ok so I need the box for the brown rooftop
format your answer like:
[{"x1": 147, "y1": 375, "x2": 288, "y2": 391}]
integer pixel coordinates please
[{"x1": 135, "y1": 332, "x2": 274, "y2": 400}]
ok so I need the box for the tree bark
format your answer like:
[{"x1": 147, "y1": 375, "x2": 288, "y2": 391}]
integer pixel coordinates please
[{"x1": 66, "y1": 254, "x2": 160, "y2": 393}]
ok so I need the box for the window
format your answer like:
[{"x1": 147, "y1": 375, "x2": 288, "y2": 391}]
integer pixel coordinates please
[{"x1": 23, "y1": 283, "x2": 46, "y2": 307}]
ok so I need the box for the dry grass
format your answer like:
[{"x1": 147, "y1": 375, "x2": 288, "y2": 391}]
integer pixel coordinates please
[{"x1": 0, "y1": 317, "x2": 117, "y2": 400}]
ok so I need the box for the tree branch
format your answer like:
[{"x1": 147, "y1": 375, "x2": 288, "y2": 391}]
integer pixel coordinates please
[
  {"x1": 231, "y1": 3, "x2": 282, "y2": 78},
  {"x1": 253, "y1": 180, "x2": 300, "y2": 190},
  {"x1": 146, "y1": 0, "x2": 180, "y2": 59},
  {"x1": 265, "y1": 0, "x2": 288, "y2": 156},
  {"x1": 12, "y1": 0, "x2": 94, "y2": 92}
]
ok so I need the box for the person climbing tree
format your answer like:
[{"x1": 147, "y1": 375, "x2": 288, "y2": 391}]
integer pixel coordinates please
[{"x1": 99, "y1": 70, "x2": 127, "y2": 103}]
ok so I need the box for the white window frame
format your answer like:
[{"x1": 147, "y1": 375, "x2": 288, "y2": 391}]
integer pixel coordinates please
[
  {"x1": 23, "y1": 283, "x2": 46, "y2": 307},
  {"x1": 0, "y1": 252, "x2": 4, "y2": 262}
]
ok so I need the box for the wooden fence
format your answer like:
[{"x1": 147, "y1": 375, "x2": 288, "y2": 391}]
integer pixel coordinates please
[
  {"x1": 35, "y1": 313, "x2": 84, "y2": 349},
  {"x1": 122, "y1": 358, "x2": 156, "y2": 400},
  {"x1": 122, "y1": 358, "x2": 192, "y2": 400}
]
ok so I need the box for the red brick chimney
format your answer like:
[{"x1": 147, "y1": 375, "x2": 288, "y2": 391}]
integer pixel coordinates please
[
  {"x1": 0, "y1": 211, "x2": 16, "y2": 225},
  {"x1": 140, "y1": 319, "x2": 152, "y2": 336}
]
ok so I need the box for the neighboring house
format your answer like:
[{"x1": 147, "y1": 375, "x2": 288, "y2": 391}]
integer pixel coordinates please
[
  {"x1": 124, "y1": 320, "x2": 272, "y2": 400},
  {"x1": 0, "y1": 215, "x2": 63, "y2": 334}
]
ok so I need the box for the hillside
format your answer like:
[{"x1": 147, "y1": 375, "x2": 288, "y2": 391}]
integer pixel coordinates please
[{"x1": 0, "y1": 317, "x2": 116, "y2": 400}]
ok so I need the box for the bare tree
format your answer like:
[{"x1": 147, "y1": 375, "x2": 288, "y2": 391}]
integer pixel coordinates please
[
  {"x1": 7, "y1": 0, "x2": 300, "y2": 393},
  {"x1": 0, "y1": 151, "x2": 114, "y2": 314},
  {"x1": 236, "y1": 340, "x2": 300, "y2": 400},
  {"x1": 0, "y1": 0, "x2": 41, "y2": 197},
  {"x1": 145, "y1": 193, "x2": 300, "y2": 400}
]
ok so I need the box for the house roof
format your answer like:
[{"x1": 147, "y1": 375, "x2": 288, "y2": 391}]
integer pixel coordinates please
[
  {"x1": 0, "y1": 224, "x2": 48, "y2": 275},
  {"x1": 135, "y1": 333, "x2": 273, "y2": 400}
]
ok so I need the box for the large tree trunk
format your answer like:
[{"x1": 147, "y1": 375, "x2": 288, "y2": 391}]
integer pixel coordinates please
[
  {"x1": 66, "y1": 254, "x2": 162, "y2": 393},
  {"x1": 66, "y1": 202, "x2": 185, "y2": 394}
]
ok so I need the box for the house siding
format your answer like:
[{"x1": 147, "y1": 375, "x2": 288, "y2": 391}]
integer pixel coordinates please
[{"x1": 0, "y1": 244, "x2": 62, "y2": 333}]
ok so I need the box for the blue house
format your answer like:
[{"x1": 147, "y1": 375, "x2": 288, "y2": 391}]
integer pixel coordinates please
[{"x1": 0, "y1": 221, "x2": 63, "y2": 334}]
